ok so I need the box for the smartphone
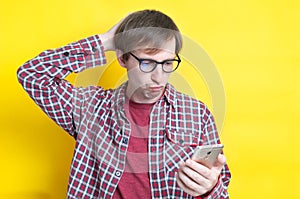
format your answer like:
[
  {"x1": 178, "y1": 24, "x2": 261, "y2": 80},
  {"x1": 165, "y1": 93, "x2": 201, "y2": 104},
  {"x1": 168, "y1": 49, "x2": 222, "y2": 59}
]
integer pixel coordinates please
[{"x1": 191, "y1": 144, "x2": 224, "y2": 168}]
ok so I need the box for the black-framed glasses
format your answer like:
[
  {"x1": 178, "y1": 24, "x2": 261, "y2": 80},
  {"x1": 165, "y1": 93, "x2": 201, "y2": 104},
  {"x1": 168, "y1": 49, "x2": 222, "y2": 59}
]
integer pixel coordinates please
[{"x1": 129, "y1": 52, "x2": 181, "y2": 73}]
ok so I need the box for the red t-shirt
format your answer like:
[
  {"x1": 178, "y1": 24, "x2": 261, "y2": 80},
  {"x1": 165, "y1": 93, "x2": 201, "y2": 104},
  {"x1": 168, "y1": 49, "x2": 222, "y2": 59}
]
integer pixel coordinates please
[{"x1": 113, "y1": 100, "x2": 154, "y2": 199}]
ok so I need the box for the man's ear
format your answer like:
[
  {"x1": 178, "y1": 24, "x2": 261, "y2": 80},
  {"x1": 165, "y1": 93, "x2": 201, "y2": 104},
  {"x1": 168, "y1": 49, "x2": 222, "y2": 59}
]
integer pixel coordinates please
[{"x1": 116, "y1": 49, "x2": 127, "y2": 68}]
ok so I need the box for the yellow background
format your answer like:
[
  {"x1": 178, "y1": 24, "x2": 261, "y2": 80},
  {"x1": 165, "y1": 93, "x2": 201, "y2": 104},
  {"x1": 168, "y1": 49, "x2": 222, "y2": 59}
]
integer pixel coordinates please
[{"x1": 1, "y1": 0, "x2": 299, "y2": 198}]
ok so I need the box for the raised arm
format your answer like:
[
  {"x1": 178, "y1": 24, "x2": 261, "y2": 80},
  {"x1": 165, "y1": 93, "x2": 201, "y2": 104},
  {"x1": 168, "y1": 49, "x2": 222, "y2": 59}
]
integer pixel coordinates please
[
  {"x1": 16, "y1": 15, "x2": 127, "y2": 137},
  {"x1": 17, "y1": 35, "x2": 106, "y2": 137}
]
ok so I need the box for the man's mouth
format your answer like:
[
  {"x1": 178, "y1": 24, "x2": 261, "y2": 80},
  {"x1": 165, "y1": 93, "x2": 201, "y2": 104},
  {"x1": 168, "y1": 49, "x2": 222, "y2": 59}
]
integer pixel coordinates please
[{"x1": 149, "y1": 86, "x2": 163, "y2": 92}]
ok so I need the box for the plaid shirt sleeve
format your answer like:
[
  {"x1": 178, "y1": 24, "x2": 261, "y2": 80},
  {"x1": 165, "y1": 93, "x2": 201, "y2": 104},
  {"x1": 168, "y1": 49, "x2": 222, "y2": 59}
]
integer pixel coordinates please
[
  {"x1": 197, "y1": 106, "x2": 231, "y2": 199},
  {"x1": 17, "y1": 35, "x2": 231, "y2": 198},
  {"x1": 17, "y1": 35, "x2": 106, "y2": 137}
]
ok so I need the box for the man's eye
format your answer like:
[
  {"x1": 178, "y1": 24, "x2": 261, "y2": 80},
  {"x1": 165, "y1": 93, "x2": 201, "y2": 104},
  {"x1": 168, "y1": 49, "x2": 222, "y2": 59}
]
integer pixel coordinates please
[
  {"x1": 164, "y1": 61, "x2": 174, "y2": 66},
  {"x1": 141, "y1": 62, "x2": 150, "y2": 68},
  {"x1": 141, "y1": 61, "x2": 154, "y2": 67}
]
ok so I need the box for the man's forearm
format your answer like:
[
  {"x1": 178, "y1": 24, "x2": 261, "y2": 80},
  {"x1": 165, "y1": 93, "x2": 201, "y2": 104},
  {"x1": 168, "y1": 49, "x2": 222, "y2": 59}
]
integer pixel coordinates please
[{"x1": 16, "y1": 35, "x2": 107, "y2": 135}]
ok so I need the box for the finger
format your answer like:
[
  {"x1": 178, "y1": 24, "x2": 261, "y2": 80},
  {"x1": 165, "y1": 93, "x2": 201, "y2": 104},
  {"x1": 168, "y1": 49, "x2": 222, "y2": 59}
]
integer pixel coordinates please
[
  {"x1": 212, "y1": 154, "x2": 226, "y2": 171},
  {"x1": 181, "y1": 159, "x2": 209, "y2": 185},
  {"x1": 176, "y1": 172, "x2": 203, "y2": 197},
  {"x1": 109, "y1": 12, "x2": 132, "y2": 33},
  {"x1": 177, "y1": 167, "x2": 203, "y2": 191},
  {"x1": 101, "y1": 14, "x2": 131, "y2": 51},
  {"x1": 185, "y1": 159, "x2": 211, "y2": 180},
  {"x1": 185, "y1": 159, "x2": 221, "y2": 192},
  {"x1": 217, "y1": 154, "x2": 226, "y2": 165},
  {"x1": 185, "y1": 159, "x2": 220, "y2": 187},
  {"x1": 178, "y1": 161, "x2": 185, "y2": 167}
]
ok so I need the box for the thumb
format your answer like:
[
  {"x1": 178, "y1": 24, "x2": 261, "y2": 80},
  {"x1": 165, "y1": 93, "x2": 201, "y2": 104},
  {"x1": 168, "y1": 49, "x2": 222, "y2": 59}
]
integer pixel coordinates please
[{"x1": 214, "y1": 154, "x2": 226, "y2": 170}]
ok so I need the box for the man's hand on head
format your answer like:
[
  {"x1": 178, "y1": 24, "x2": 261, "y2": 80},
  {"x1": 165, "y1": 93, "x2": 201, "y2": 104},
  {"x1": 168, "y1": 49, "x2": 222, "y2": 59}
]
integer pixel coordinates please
[{"x1": 100, "y1": 14, "x2": 131, "y2": 52}]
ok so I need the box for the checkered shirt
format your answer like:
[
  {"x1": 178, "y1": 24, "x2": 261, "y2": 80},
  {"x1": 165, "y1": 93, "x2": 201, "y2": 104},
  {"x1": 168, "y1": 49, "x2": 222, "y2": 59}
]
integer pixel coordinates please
[{"x1": 17, "y1": 35, "x2": 231, "y2": 198}]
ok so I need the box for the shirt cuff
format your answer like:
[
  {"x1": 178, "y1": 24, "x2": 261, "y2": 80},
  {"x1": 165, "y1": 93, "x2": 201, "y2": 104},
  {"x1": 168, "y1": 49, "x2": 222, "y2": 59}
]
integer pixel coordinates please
[
  {"x1": 77, "y1": 34, "x2": 107, "y2": 69},
  {"x1": 194, "y1": 177, "x2": 225, "y2": 199}
]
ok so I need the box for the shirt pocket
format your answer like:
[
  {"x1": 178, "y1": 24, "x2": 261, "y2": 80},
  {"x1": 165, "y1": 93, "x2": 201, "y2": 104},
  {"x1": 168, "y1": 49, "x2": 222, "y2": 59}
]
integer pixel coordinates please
[
  {"x1": 164, "y1": 129, "x2": 199, "y2": 171},
  {"x1": 165, "y1": 128, "x2": 199, "y2": 146}
]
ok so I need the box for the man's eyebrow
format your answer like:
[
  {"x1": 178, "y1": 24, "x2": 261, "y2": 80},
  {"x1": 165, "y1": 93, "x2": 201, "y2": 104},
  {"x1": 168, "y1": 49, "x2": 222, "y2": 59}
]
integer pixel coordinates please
[
  {"x1": 137, "y1": 53, "x2": 177, "y2": 60},
  {"x1": 140, "y1": 57, "x2": 177, "y2": 62}
]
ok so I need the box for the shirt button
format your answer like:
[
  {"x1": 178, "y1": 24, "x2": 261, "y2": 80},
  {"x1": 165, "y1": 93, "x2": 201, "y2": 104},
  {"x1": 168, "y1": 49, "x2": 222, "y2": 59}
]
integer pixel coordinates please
[
  {"x1": 63, "y1": 52, "x2": 69, "y2": 57},
  {"x1": 92, "y1": 46, "x2": 97, "y2": 52},
  {"x1": 123, "y1": 138, "x2": 128, "y2": 144},
  {"x1": 115, "y1": 170, "x2": 121, "y2": 177}
]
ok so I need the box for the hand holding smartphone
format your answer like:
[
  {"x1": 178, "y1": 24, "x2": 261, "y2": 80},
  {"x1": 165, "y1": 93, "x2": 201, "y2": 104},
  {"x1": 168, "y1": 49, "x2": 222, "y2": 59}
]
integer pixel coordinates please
[{"x1": 191, "y1": 144, "x2": 224, "y2": 168}]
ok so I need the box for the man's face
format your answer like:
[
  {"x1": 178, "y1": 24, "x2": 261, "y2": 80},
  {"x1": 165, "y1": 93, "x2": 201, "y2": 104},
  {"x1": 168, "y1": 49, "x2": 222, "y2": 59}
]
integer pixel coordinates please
[{"x1": 124, "y1": 38, "x2": 176, "y2": 103}]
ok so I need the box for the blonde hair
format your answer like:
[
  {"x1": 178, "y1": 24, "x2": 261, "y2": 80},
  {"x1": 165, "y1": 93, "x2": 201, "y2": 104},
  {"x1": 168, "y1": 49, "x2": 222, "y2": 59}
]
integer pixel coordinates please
[{"x1": 114, "y1": 10, "x2": 182, "y2": 60}]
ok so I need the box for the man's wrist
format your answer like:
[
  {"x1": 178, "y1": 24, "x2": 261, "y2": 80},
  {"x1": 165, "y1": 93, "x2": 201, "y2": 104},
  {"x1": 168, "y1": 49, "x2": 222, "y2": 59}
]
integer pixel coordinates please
[
  {"x1": 195, "y1": 176, "x2": 222, "y2": 199},
  {"x1": 99, "y1": 32, "x2": 115, "y2": 52}
]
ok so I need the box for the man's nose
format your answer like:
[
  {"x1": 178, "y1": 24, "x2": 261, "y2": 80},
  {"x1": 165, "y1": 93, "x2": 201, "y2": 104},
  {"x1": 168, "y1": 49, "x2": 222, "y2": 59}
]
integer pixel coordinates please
[{"x1": 151, "y1": 64, "x2": 164, "y2": 82}]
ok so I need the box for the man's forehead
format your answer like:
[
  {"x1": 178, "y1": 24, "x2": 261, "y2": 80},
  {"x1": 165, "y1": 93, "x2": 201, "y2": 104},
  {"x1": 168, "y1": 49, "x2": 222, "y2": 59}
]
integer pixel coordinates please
[
  {"x1": 134, "y1": 37, "x2": 176, "y2": 54},
  {"x1": 137, "y1": 48, "x2": 173, "y2": 55}
]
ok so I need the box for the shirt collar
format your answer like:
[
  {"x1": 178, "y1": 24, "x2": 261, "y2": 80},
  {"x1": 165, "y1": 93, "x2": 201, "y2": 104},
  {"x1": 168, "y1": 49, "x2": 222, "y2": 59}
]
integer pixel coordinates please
[
  {"x1": 161, "y1": 83, "x2": 177, "y2": 107},
  {"x1": 114, "y1": 82, "x2": 127, "y2": 112}
]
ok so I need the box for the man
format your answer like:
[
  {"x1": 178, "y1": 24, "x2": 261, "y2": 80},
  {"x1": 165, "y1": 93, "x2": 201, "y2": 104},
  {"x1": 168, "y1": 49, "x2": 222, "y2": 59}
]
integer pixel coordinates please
[{"x1": 17, "y1": 10, "x2": 231, "y2": 198}]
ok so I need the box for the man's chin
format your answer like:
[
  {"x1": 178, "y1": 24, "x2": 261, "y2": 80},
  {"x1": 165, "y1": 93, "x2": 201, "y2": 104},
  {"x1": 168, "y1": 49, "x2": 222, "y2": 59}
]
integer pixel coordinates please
[{"x1": 144, "y1": 90, "x2": 163, "y2": 100}]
